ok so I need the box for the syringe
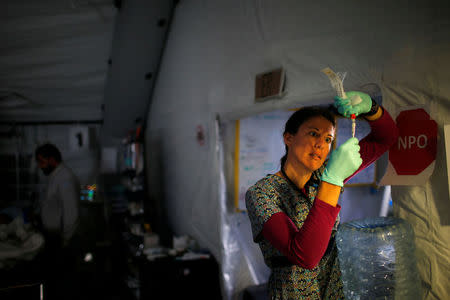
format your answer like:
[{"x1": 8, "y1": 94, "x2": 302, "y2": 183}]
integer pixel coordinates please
[
  {"x1": 339, "y1": 91, "x2": 357, "y2": 138},
  {"x1": 349, "y1": 96, "x2": 362, "y2": 137},
  {"x1": 351, "y1": 114, "x2": 356, "y2": 137}
]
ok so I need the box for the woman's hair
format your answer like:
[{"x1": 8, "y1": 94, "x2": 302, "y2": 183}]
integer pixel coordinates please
[
  {"x1": 35, "y1": 143, "x2": 62, "y2": 163},
  {"x1": 280, "y1": 106, "x2": 336, "y2": 168}
]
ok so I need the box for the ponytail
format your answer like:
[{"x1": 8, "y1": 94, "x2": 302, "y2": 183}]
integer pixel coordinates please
[{"x1": 280, "y1": 154, "x2": 287, "y2": 169}]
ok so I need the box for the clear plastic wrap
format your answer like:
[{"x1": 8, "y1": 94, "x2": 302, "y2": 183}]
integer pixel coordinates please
[{"x1": 336, "y1": 217, "x2": 421, "y2": 299}]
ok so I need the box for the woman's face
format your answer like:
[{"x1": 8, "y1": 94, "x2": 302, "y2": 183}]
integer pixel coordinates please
[{"x1": 284, "y1": 116, "x2": 335, "y2": 173}]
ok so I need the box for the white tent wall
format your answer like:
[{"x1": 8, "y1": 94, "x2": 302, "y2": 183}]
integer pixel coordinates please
[
  {"x1": 1, "y1": 0, "x2": 115, "y2": 122},
  {"x1": 101, "y1": 0, "x2": 174, "y2": 146},
  {"x1": 382, "y1": 43, "x2": 450, "y2": 299},
  {"x1": 145, "y1": 1, "x2": 449, "y2": 299}
]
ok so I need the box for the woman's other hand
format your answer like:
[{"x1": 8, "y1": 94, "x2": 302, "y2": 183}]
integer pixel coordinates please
[{"x1": 320, "y1": 137, "x2": 362, "y2": 187}]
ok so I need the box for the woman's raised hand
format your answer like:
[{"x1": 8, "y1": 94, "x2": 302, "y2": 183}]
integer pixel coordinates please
[{"x1": 334, "y1": 91, "x2": 372, "y2": 118}]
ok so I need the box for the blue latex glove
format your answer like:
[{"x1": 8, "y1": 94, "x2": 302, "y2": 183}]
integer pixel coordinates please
[
  {"x1": 334, "y1": 91, "x2": 372, "y2": 118},
  {"x1": 321, "y1": 137, "x2": 362, "y2": 187}
]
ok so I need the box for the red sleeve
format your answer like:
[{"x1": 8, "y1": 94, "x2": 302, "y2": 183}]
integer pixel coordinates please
[
  {"x1": 261, "y1": 199, "x2": 340, "y2": 269},
  {"x1": 345, "y1": 107, "x2": 399, "y2": 183}
]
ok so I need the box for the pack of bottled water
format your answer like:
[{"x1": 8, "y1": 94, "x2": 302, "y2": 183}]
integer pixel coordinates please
[{"x1": 336, "y1": 217, "x2": 422, "y2": 299}]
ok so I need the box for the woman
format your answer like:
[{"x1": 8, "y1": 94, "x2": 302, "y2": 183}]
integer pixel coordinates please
[{"x1": 245, "y1": 91, "x2": 399, "y2": 299}]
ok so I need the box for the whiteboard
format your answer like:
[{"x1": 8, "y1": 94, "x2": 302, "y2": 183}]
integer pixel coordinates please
[
  {"x1": 235, "y1": 111, "x2": 376, "y2": 210},
  {"x1": 235, "y1": 110, "x2": 292, "y2": 210}
]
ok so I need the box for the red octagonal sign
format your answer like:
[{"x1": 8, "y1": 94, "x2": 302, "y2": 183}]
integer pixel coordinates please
[{"x1": 389, "y1": 108, "x2": 437, "y2": 175}]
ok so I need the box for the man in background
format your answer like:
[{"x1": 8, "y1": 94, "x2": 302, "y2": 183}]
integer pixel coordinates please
[
  {"x1": 35, "y1": 143, "x2": 80, "y2": 247},
  {"x1": 35, "y1": 143, "x2": 81, "y2": 299}
]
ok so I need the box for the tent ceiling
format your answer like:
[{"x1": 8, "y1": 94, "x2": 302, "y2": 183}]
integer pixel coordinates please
[{"x1": 1, "y1": 0, "x2": 116, "y2": 122}]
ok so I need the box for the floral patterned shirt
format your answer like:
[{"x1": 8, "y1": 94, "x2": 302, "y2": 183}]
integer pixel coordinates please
[{"x1": 245, "y1": 164, "x2": 344, "y2": 299}]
